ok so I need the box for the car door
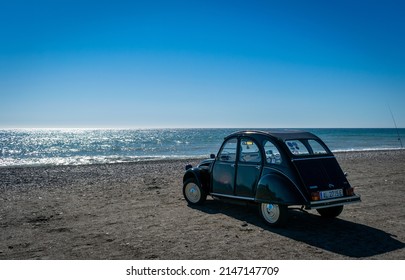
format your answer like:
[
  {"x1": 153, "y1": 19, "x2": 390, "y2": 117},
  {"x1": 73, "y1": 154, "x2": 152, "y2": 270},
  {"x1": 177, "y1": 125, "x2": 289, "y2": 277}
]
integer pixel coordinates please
[
  {"x1": 235, "y1": 137, "x2": 263, "y2": 197},
  {"x1": 212, "y1": 137, "x2": 237, "y2": 195}
]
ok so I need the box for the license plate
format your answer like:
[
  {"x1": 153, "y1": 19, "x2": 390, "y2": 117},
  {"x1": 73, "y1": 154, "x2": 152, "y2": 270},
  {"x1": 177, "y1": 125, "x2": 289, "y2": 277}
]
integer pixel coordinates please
[{"x1": 320, "y1": 189, "x2": 343, "y2": 200}]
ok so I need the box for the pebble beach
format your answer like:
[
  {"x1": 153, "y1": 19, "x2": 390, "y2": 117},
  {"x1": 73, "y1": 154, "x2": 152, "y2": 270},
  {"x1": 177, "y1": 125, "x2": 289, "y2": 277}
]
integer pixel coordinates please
[{"x1": 0, "y1": 150, "x2": 404, "y2": 259}]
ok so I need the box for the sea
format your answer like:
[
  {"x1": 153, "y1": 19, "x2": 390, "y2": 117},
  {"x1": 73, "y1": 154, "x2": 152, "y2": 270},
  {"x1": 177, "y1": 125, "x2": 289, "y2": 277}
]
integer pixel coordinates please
[{"x1": 0, "y1": 128, "x2": 404, "y2": 167}]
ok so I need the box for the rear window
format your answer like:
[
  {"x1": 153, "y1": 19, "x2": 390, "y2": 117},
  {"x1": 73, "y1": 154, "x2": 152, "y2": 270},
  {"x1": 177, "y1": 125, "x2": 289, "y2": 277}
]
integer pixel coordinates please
[
  {"x1": 285, "y1": 139, "x2": 329, "y2": 156},
  {"x1": 264, "y1": 140, "x2": 282, "y2": 164},
  {"x1": 308, "y1": 139, "x2": 328, "y2": 155}
]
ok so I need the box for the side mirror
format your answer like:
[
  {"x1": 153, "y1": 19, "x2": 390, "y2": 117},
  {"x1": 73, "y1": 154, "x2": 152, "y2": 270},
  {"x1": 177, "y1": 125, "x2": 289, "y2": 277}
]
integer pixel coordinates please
[{"x1": 210, "y1": 153, "x2": 216, "y2": 159}]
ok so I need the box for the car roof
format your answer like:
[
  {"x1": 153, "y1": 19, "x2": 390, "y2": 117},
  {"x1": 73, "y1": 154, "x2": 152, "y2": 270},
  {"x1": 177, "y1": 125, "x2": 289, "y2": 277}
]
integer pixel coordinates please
[{"x1": 225, "y1": 130, "x2": 320, "y2": 142}]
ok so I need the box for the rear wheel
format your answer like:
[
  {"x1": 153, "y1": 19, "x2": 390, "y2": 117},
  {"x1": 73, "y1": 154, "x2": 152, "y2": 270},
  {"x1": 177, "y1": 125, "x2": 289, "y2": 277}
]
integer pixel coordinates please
[
  {"x1": 183, "y1": 178, "x2": 207, "y2": 205},
  {"x1": 317, "y1": 205, "x2": 344, "y2": 218},
  {"x1": 259, "y1": 203, "x2": 288, "y2": 227}
]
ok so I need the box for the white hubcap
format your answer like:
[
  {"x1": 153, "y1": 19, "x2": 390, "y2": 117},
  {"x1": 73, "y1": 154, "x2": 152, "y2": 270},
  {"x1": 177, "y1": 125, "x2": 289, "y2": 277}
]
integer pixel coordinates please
[
  {"x1": 261, "y1": 203, "x2": 280, "y2": 224},
  {"x1": 185, "y1": 183, "x2": 201, "y2": 203}
]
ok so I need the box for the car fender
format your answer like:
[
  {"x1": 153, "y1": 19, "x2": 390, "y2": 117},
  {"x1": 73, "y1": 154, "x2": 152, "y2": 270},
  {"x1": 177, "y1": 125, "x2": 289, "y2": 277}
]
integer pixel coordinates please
[
  {"x1": 183, "y1": 167, "x2": 210, "y2": 192},
  {"x1": 255, "y1": 172, "x2": 306, "y2": 205}
]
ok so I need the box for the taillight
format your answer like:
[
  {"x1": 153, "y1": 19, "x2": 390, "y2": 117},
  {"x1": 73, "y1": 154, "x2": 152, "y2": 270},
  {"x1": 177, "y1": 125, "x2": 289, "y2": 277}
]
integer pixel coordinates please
[
  {"x1": 345, "y1": 187, "x2": 355, "y2": 196},
  {"x1": 311, "y1": 191, "x2": 320, "y2": 201}
]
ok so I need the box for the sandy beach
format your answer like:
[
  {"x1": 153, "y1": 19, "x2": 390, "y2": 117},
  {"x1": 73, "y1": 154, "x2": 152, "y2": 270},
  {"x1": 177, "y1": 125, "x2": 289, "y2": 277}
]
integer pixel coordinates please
[{"x1": 0, "y1": 150, "x2": 404, "y2": 260}]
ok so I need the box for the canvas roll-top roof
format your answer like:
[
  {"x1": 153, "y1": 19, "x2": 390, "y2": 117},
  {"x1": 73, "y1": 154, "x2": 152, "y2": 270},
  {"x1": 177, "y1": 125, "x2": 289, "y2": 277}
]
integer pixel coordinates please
[{"x1": 225, "y1": 130, "x2": 320, "y2": 142}]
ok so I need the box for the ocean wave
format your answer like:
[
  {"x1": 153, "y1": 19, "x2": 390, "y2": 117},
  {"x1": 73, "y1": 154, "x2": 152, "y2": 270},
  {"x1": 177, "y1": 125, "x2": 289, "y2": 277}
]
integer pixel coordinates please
[
  {"x1": 0, "y1": 155, "x2": 207, "y2": 168},
  {"x1": 2, "y1": 148, "x2": 405, "y2": 167},
  {"x1": 332, "y1": 147, "x2": 405, "y2": 153}
]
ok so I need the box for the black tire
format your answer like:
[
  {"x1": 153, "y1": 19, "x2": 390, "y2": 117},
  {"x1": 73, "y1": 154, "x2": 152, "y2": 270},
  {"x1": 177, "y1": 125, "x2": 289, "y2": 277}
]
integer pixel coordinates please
[
  {"x1": 316, "y1": 205, "x2": 344, "y2": 218},
  {"x1": 259, "y1": 203, "x2": 288, "y2": 227},
  {"x1": 183, "y1": 178, "x2": 207, "y2": 205}
]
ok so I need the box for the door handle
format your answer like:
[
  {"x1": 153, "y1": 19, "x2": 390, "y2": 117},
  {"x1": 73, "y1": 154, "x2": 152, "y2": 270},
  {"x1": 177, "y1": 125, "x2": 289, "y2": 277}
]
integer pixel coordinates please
[
  {"x1": 231, "y1": 164, "x2": 235, "y2": 168},
  {"x1": 255, "y1": 165, "x2": 261, "y2": 169}
]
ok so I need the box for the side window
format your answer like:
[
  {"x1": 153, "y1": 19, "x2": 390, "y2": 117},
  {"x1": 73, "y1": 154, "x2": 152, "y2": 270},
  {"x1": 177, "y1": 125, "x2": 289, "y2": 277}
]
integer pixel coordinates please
[
  {"x1": 218, "y1": 138, "x2": 237, "y2": 162},
  {"x1": 239, "y1": 138, "x2": 261, "y2": 163},
  {"x1": 285, "y1": 140, "x2": 310, "y2": 155},
  {"x1": 264, "y1": 141, "x2": 282, "y2": 165},
  {"x1": 308, "y1": 140, "x2": 328, "y2": 155}
]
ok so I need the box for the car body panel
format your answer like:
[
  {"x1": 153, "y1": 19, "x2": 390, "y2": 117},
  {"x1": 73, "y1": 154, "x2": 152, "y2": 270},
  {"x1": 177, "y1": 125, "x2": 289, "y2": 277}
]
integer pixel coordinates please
[
  {"x1": 292, "y1": 156, "x2": 350, "y2": 192},
  {"x1": 212, "y1": 160, "x2": 235, "y2": 195},
  {"x1": 235, "y1": 162, "x2": 262, "y2": 197},
  {"x1": 255, "y1": 170, "x2": 306, "y2": 204}
]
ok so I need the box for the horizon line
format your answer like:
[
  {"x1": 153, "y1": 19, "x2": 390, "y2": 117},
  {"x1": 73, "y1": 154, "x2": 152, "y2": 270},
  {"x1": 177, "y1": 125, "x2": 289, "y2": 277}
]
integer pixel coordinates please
[{"x1": 1, "y1": 127, "x2": 404, "y2": 130}]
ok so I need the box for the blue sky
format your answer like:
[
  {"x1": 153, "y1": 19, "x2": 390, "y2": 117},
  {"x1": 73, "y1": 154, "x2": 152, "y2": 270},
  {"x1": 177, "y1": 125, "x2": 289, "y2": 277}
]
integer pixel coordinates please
[{"x1": 1, "y1": 0, "x2": 404, "y2": 128}]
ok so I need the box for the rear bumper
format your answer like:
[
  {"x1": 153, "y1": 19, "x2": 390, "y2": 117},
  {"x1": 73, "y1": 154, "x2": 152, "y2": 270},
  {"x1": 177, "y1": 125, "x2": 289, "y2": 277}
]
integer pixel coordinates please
[{"x1": 306, "y1": 194, "x2": 361, "y2": 209}]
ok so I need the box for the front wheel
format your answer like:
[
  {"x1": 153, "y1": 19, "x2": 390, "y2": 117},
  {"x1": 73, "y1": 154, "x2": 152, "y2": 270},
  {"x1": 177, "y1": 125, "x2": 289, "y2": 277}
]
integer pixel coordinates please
[
  {"x1": 183, "y1": 178, "x2": 207, "y2": 205},
  {"x1": 259, "y1": 203, "x2": 288, "y2": 227},
  {"x1": 316, "y1": 205, "x2": 344, "y2": 218}
]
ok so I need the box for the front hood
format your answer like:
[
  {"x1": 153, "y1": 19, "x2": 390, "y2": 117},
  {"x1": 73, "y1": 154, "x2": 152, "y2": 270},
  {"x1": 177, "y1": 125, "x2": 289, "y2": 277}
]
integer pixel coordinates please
[{"x1": 197, "y1": 158, "x2": 215, "y2": 167}]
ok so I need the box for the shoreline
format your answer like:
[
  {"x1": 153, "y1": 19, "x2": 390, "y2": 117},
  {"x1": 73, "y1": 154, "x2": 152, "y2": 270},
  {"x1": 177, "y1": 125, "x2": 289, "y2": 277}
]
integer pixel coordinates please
[
  {"x1": 1, "y1": 149, "x2": 404, "y2": 259},
  {"x1": 1, "y1": 148, "x2": 404, "y2": 169}
]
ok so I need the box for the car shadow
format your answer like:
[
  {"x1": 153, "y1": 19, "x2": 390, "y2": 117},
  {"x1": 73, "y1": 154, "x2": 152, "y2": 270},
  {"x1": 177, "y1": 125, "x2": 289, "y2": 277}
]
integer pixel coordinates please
[{"x1": 189, "y1": 200, "x2": 405, "y2": 258}]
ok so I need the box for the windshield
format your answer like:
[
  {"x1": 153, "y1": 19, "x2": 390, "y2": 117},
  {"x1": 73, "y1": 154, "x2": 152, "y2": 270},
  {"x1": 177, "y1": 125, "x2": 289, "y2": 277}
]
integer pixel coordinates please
[{"x1": 285, "y1": 139, "x2": 329, "y2": 156}]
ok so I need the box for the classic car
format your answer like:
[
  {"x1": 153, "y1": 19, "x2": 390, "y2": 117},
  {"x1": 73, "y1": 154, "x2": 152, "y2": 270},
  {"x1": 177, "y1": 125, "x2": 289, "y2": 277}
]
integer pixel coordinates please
[{"x1": 182, "y1": 130, "x2": 361, "y2": 226}]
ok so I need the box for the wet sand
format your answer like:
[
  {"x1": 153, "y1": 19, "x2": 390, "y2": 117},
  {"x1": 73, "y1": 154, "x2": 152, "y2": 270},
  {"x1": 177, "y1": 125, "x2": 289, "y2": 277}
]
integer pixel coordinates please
[{"x1": 0, "y1": 150, "x2": 404, "y2": 259}]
